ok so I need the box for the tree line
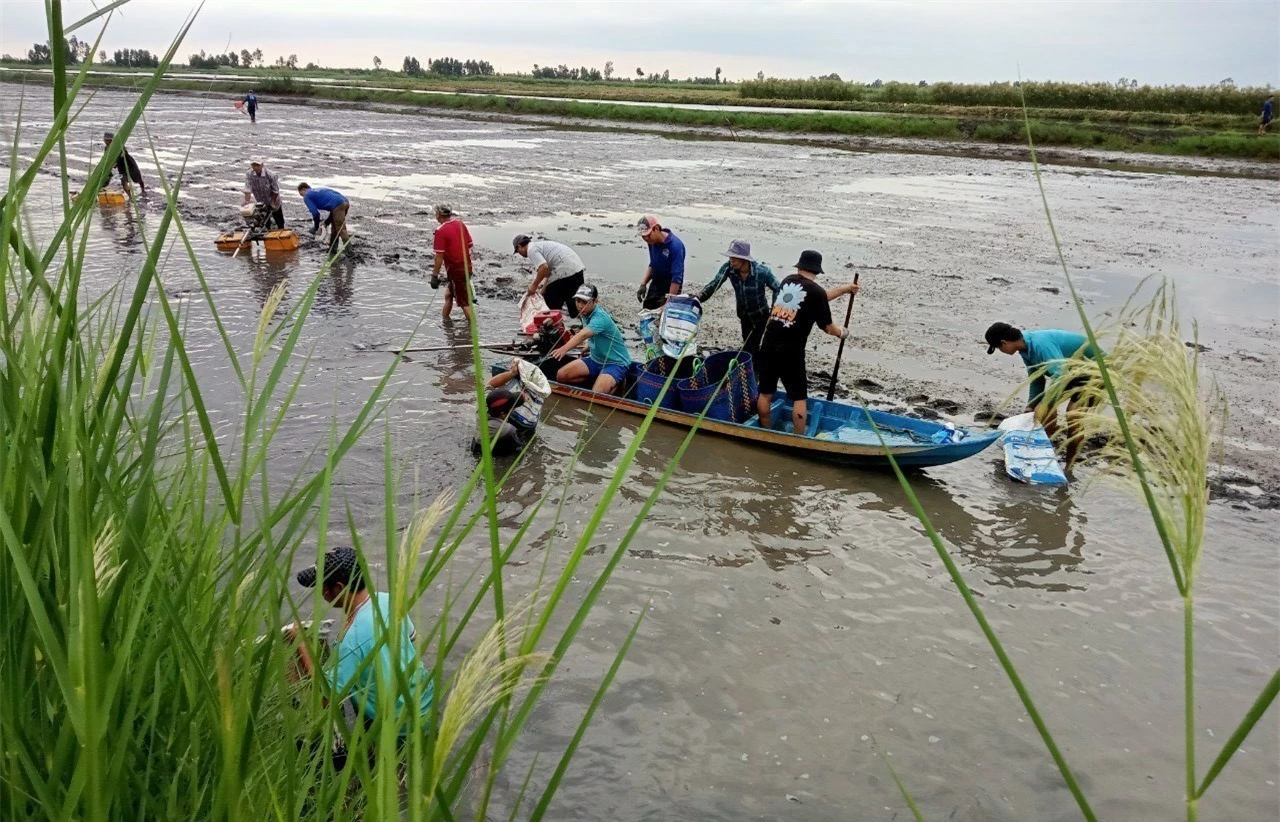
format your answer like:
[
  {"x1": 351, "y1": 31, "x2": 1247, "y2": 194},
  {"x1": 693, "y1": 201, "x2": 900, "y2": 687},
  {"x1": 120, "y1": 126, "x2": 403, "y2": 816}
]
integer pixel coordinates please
[{"x1": 400, "y1": 56, "x2": 495, "y2": 77}]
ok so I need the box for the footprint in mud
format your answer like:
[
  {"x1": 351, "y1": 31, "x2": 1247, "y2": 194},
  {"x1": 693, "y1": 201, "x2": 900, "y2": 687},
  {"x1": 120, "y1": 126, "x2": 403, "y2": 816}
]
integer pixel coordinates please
[
  {"x1": 1041, "y1": 286, "x2": 1061, "y2": 294},
  {"x1": 987, "y1": 276, "x2": 1013, "y2": 286},
  {"x1": 912, "y1": 405, "x2": 943, "y2": 421}
]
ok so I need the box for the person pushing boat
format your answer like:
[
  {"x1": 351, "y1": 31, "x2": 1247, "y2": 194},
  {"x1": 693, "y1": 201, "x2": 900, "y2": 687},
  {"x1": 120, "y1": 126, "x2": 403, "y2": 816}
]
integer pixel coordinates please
[
  {"x1": 696, "y1": 239, "x2": 781, "y2": 362},
  {"x1": 513, "y1": 234, "x2": 587, "y2": 318},
  {"x1": 984, "y1": 322, "x2": 1102, "y2": 465},
  {"x1": 551, "y1": 283, "x2": 631, "y2": 395},
  {"x1": 243, "y1": 160, "x2": 284, "y2": 230},
  {"x1": 755, "y1": 250, "x2": 860, "y2": 435},
  {"x1": 635, "y1": 215, "x2": 685, "y2": 310}
]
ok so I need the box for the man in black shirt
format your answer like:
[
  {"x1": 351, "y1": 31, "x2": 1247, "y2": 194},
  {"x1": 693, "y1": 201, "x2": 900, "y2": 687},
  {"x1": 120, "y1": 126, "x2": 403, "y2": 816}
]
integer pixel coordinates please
[
  {"x1": 102, "y1": 131, "x2": 144, "y2": 193},
  {"x1": 755, "y1": 250, "x2": 859, "y2": 434}
]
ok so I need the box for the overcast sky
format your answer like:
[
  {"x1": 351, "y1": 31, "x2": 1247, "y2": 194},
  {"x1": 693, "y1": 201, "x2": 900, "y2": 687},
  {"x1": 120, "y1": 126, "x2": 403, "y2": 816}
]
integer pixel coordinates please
[{"x1": 1, "y1": 0, "x2": 1276, "y2": 86}]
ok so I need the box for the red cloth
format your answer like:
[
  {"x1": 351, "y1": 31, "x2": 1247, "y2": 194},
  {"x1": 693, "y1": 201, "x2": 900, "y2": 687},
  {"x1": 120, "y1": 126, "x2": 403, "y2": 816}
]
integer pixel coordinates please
[{"x1": 433, "y1": 219, "x2": 474, "y2": 277}]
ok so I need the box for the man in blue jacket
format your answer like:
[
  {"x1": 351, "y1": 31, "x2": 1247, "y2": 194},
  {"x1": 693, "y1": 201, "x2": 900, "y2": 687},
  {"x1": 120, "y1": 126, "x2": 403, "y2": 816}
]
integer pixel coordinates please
[
  {"x1": 985, "y1": 322, "x2": 1102, "y2": 464},
  {"x1": 297, "y1": 182, "x2": 350, "y2": 254},
  {"x1": 635, "y1": 214, "x2": 685, "y2": 310}
]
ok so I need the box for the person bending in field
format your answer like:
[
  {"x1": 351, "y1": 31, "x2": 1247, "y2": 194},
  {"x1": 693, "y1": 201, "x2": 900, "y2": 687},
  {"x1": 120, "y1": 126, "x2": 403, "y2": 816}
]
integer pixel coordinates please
[
  {"x1": 513, "y1": 234, "x2": 587, "y2": 318},
  {"x1": 297, "y1": 182, "x2": 350, "y2": 255},
  {"x1": 984, "y1": 322, "x2": 1103, "y2": 465},
  {"x1": 102, "y1": 131, "x2": 145, "y2": 193},
  {"x1": 551, "y1": 283, "x2": 632, "y2": 395}
]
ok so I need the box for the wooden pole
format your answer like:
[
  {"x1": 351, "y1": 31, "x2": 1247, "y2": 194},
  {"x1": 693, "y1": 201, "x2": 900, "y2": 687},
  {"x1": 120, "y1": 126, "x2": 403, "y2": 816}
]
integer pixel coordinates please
[{"x1": 825, "y1": 271, "x2": 860, "y2": 402}]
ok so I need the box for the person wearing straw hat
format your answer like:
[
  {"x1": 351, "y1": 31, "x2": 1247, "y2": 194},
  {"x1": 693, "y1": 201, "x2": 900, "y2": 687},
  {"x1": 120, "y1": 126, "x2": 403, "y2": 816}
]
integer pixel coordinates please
[
  {"x1": 284, "y1": 547, "x2": 435, "y2": 735},
  {"x1": 635, "y1": 215, "x2": 685, "y2": 310},
  {"x1": 102, "y1": 131, "x2": 145, "y2": 193},
  {"x1": 551, "y1": 283, "x2": 631, "y2": 395},
  {"x1": 432, "y1": 203, "x2": 475, "y2": 323},
  {"x1": 696, "y1": 239, "x2": 781, "y2": 362},
  {"x1": 243, "y1": 160, "x2": 284, "y2": 229},
  {"x1": 755, "y1": 250, "x2": 860, "y2": 435},
  {"x1": 513, "y1": 234, "x2": 587, "y2": 318}
]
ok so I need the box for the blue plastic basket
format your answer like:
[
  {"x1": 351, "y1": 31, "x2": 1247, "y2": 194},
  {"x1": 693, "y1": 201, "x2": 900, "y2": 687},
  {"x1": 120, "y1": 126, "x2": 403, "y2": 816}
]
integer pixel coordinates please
[{"x1": 676, "y1": 351, "x2": 758, "y2": 423}]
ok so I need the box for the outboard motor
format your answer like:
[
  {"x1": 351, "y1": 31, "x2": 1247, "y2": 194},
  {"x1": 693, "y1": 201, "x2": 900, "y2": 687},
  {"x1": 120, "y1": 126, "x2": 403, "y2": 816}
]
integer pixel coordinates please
[{"x1": 470, "y1": 362, "x2": 550, "y2": 457}]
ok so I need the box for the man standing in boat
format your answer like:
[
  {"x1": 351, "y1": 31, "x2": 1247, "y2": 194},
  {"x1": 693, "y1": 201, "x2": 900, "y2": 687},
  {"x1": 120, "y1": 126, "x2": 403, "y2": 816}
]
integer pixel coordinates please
[
  {"x1": 696, "y1": 239, "x2": 781, "y2": 363},
  {"x1": 636, "y1": 215, "x2": 685, "y2": 310},
  {"x1": 513, "y1": 234, "x2": 587, "y2": 318},
  {"x1": 243, "y1": 160, "x2": 284, "y2": 230},
  {"x1": 984, "y1": 322, "x2": 1102, "y2": 465},
  {"x1": 432, "y1": 203, "x2": 475, "y2": 323},
  {"x1": 551, "y1": 283, "x2": 632, "y2": 395},
  {"x1": 755, "y1": 250, "x2": 860, "y2": 435},
  {"x1": 102, "y1": 131, "x2": 145, "y2": 193}
]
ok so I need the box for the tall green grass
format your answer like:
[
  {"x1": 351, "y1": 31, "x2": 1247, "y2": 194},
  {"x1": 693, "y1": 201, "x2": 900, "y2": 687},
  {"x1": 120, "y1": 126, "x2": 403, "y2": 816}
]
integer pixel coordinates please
[
  {"x1": 0, "y1": 3, "x2": 713, "y2": 818},
  {"x1": 865, "y1": 89, "x2": 1280, "y2": 821}
]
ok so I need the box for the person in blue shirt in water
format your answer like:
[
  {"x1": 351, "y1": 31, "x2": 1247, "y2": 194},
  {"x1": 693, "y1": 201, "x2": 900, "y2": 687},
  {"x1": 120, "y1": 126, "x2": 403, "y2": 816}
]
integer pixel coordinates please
[
  {"x1": 985, "y1": 322, "x2": 1103, "y2": 465},
  {"x1": 287, "y1": 547, "x2": 434, "y2": 743},
  {"x1": 243, "y1": 90, "x2": 258, "y2": 123},
  {"x1": 551, "y1": 283, "x2": 632, "y2": 395},
  {"x1": 297, "y1": 182, "x2": 350, "y2": 254}
]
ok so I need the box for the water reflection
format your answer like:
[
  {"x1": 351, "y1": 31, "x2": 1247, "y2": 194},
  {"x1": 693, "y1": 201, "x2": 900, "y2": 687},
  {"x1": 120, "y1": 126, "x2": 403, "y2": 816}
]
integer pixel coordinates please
[{"x1": 95, "y1": 200, "x2": 139, "y2": 250}]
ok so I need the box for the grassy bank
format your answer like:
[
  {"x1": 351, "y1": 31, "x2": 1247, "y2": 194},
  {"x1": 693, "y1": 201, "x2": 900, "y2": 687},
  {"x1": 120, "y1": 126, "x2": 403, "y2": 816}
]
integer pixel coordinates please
[{"x1": 6, "y1": 67, "x2": 1273, "y2": 161}]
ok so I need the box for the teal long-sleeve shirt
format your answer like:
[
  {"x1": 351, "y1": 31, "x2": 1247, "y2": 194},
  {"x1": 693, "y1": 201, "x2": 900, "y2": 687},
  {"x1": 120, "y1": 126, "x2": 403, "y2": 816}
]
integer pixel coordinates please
[{"x1": 1020, "y1": 329, "x2": 1101, "y2": 405}]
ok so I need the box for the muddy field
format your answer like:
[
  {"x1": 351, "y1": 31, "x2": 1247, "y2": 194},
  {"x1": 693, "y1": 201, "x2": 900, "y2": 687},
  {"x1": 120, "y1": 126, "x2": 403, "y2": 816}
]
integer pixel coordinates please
[{"x1": 6, "y1": 85, "x2": 1278, "y2": 820}]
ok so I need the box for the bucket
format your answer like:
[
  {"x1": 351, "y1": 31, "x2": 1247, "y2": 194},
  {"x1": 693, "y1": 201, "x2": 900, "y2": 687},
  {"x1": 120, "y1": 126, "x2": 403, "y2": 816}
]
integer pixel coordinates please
[
  {"x1": 657, "y1": 295, "x2": 702, "y2": 359},
  {"x1": 633, "y1": 355, "x2": 700, "y2": 410},
  {"x1": 676, "y1": 351, "x2": 758, "y2": 423}
]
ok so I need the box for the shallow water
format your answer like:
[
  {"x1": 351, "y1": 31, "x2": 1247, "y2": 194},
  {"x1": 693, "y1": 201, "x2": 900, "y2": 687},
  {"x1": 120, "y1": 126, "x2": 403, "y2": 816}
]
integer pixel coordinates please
[{"x1": 3, "y1": 85, "x2": 1277, "y2": 820}]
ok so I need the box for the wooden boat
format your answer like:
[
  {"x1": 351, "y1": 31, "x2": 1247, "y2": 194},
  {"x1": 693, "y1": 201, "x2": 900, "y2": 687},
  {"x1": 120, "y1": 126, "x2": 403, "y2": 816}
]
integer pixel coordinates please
[
  {"x1": 215, "y1": 227, "x2": 300, "y2": 253},
  {"x1": 493, "y1": 360, "x2": 1001, "y2": 469}
]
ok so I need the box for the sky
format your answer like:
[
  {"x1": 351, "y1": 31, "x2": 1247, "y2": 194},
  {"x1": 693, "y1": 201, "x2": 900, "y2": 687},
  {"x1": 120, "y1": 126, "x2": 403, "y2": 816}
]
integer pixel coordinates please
[{"x1": 0, "y1": 0, "x2": 1276, "y2": 87}]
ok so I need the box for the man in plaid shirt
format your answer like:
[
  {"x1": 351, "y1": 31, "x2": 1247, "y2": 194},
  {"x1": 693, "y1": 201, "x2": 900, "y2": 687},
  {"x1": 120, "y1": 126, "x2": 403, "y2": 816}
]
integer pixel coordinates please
[{"x1": 696, "y1": 239, "x2": 781, "y2": 361}]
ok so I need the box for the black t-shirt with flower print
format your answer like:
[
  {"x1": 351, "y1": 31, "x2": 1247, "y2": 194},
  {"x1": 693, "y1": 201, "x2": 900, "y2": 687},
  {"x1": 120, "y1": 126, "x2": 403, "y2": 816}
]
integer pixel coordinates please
[{"x1": 760, "y1": 274, "x2": 832, "y2": 354}]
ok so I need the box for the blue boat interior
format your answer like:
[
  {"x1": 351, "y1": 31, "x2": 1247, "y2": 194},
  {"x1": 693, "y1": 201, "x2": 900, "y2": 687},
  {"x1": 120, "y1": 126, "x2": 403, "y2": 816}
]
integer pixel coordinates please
[{"x1": 741, "y1": 394, "x2": 942, "y2": 446}]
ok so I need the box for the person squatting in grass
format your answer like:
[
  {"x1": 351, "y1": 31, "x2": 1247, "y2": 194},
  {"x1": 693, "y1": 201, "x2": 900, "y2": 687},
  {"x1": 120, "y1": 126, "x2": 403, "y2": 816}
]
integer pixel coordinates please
[
  {"x1": 297, "y1": 182, "x2": 350, "y2": 254},
  {"x1": 984, "y1": 321, "x2": 1104, "y2": 466},
  {"x1": 635, "y1": 214, "x2": 685, "y2": 310},
  {"x1": 285, "y1": 547, "x2": 435, "y2": 763},
  {"x1": 513, "y1": 233, "x2": 587, "y2": 318},
  {"x1": 551, "y1": 283, "x2": 632, "y2": 395},
  {"x1": 432, "y1": 203, "x2": 476, "y2": 323},
  {"x1": 755, "y1": 250, "x2": 860, "y2": 435},
  {"x1": 244, "y1": 160, "x2": 284, "y2": 229}
]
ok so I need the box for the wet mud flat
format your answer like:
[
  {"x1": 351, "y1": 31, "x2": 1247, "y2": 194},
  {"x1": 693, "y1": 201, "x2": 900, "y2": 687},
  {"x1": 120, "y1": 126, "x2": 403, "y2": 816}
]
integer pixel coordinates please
[{"x1": 8, "y1": 86, "x2": 1278, "y2": 820}]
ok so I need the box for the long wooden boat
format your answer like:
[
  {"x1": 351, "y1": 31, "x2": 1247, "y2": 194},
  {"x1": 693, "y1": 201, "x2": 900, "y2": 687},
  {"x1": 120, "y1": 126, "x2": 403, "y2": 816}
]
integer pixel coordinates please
[{"x1": 495, "y1": 361, "x2": 1001, "y2": 469}]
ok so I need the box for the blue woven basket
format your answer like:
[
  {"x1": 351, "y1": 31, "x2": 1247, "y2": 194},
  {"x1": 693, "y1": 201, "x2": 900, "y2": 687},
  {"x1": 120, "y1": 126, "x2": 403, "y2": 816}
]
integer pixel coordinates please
[
  {"x1": 676, "y1": 351, "x2": 758, "y2": 423},
  {"x1": 633, "y1": 356, "x2": 699, "y2": 410}
]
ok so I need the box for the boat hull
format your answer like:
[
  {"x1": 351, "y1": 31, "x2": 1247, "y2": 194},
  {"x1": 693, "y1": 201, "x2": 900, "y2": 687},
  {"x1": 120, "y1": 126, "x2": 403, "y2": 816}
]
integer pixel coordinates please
[{"x1": 502, "y1": 362, "x2": 1000, "y2": 469}]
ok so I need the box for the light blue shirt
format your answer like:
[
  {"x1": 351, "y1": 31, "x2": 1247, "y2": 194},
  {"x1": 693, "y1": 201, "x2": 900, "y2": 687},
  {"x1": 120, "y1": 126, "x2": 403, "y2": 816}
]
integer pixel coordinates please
[
  {"x1": 327, "y1": 591, "x2": 434, "y2": 728},
  {"x1": 1020, "y1": 329, "x2": 1100, "y2": 404},
  {"x1": 584, "y1": 306, "x2": 631, "y2": 366}
]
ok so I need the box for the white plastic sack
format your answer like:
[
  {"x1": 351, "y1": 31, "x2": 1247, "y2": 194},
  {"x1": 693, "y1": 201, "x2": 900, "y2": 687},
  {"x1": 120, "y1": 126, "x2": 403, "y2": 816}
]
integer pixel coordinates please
[
  {"x1": 518, "y1": 293, "x2": 551, "y2": 332},
  {"x1": 998, "y1": 412, "x2": 1037, "y2": 432}
]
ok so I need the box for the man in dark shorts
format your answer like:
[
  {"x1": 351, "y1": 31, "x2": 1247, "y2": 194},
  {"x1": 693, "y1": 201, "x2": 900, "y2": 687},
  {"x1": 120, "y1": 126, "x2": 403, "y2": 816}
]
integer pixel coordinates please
[
  {"x1": 1260, "y1": 94, "x2": 1274, "y2": 136},
  {"x1": 102, "y1": 131, "x2": 145, "y2": 193},
  {"x1": 635, "y1": 214, "x2": 685, "y2": 310},
  {"x1": 513, "y1": 234, "x2": 587, "y2": 318},
  {"x1": 431, "y1": 203, "x2": 475, "y2": 322},
  {"x1": 755, "y1": 250, "x2": 860, "y2": 434},
  {"x1": 984, "y1": 322, "x2": 1103, "y2": 465}
]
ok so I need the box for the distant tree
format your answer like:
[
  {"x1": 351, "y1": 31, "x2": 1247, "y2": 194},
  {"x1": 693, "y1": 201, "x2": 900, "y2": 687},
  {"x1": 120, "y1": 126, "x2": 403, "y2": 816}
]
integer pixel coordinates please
[
  {"x1": 918, "y1": 79, "x2": 928, "y2": 86},
  {"x1": 28, "y1": 43, "x2": 52, "y2": 63},
  {"x1": 287, "y1": 54, "x2": 298, "y2": 69},
  {"x1": 240, "y1": 48, "x2": 252, "y2": 67},
  {"x1": 112, "y1": 48, "x2": 159, "y2": 68},
  {"x1": 636, "y1": 67, "x2": 643, "y2": 77},
  {"x1": 756, "y1": 70, "x2": 764, "y2": 81},
  {"x1": 1116, "y1": 76, "x2": 1138, "y2": 89},
  {"x1": 228, "y1": 51, "x2": 239, "y2": 66},
  {"x1": 604, "y1": 60, "x2": 614, "y2": 80},
  {"x1": 402, "y1": 55, "x2": 422, "y2": 75},
  {"x1": 714, "y1": 66, "x2": 721, "y2": 83},
  {"x1": 661, "y1": 69, "x2": 669, "y2": 82},
  {"x1": 99, "y1": 50, "x2": 107, "y2": 64},
  {"x1": 373, "y1": 55, "x2": 382, "y2": 70},
  {"x1": 871, "y1": 78, "x2": 883, "y2": 88},
  {"x1": 252, "y1": 48, "x2": 263, "y2": 67},
  {"x1": 818, "y1": 72, "x2": 841, "y2": 81},
  {"x1": 2, "y1": 54, "x2": 14, "y2": 62},
  {"x1": 1217, "y1": 77, "x2": 1235, "y2": 87},
  {"x1": 305, "y1": 62, "x2": 319, "y2": 70}
]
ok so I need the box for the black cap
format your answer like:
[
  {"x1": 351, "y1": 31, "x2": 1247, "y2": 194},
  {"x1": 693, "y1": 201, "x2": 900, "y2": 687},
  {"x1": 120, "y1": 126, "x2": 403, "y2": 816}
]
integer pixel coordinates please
[
  {"x1": 296, "y1": 547, "x2": 361, "y2": 588},
  {"x1": 795, "y1": 250, "x2": 824, "y2": 274},
  {"x1": 572, "y1": 282, "x2": 598, "y2": 302},
  {"x1": 103, "y1": 131, "x2": 115, "y2": 141},
  {"x1": 512, "y1": 234, "x2": 532, "y2": 252},
  {"x1": 984, "y1": 322, "x2": 1022, "y2": 354}
]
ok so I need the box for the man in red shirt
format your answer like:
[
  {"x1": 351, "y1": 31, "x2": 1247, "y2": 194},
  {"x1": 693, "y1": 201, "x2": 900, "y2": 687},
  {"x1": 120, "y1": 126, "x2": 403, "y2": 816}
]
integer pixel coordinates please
[{"x1": 431, "y1": 203, "x2": 475, "y2": 322}]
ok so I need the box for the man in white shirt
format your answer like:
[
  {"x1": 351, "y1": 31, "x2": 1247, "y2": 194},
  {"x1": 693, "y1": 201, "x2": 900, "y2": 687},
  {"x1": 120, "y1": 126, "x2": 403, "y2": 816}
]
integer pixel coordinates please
[{"x1": 514, "y1": 234, "x2": 587, "y2": 318}]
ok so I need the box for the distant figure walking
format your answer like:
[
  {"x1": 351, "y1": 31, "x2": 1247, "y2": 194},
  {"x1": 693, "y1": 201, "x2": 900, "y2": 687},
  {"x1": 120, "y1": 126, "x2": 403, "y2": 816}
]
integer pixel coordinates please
[
  {"x1": 102, "y1": 131, "x2": 144, "y2": 193},
  {"x1": 297, "y1": 182, "x2": 350, "y2": 254},
  {"x1": 1260, "y1": 94, "x2": 1274, "y2": 136},
  {"x1": 242, "y1": 90, "x2": 258, "y2": 123}
]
